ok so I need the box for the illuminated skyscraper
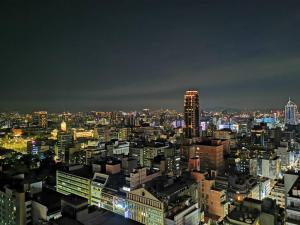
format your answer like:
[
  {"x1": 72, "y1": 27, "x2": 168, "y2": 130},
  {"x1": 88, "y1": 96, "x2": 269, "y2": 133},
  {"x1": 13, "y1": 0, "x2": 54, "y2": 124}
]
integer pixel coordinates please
[
  {"x1": 56, "y1": 133, "x2": 72, "y2": 162},
  {"x1": 285, "y1": 98, "x2": 298, "y2": 125},
  {"x1": 184, "y1": 90, "x2": 200, "y2": 138},
  {"x1": 33, "y1": 111, "x2": 48, "y2": 128}
]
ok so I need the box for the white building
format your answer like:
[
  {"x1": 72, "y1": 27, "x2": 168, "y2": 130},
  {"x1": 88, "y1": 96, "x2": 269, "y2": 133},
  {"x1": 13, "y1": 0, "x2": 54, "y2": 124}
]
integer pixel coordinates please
[
  {"x1": 275, "y1": 142, "x2": 294, "y2": 171},
  {"x1": 112, "y1": 141, "x2": 130, "y2": 155},
  {"x1": 260, "y1": 157, "x2": 281, "y2": 180},
  {"x1": 285, "y1": 98, "x2": 299, "y2": 125},
  {"x1": 286, "y1": 178, "x2": 300, "y2": 225},
  {"x1": 165, "y1": 203, "x2": 201, "y2": 225}
]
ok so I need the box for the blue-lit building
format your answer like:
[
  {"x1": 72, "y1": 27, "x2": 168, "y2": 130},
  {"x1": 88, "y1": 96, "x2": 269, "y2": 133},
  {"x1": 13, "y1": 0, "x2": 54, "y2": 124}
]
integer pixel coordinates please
[
  {"x1": 285, "y1": 98, "x2": 299, "y2": 125},
  {"x1": 27, "y1": 140, "x2": 41, "y2": 155}
]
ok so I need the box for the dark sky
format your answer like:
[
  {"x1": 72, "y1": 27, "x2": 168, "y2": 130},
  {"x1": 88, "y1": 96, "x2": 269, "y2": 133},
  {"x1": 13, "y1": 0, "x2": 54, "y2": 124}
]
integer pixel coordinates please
[{"x1": 1, "y1": 0, "x2": 300, "y2": 112}]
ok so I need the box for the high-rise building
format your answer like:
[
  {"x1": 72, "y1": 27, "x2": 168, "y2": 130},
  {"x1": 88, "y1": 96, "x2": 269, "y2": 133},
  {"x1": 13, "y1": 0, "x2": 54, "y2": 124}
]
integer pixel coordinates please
[
  {"x1": 195, "y1": 140, "x2": 224, "y2": 172},
  {"x1": 184, "y1": 90, "x2": 200, "y2": 138},
  {"x1": 0, "y1": 186, "x2": 31, "y2": 225},
  {"x1": 251, "y1": 125, "x2": 266, "y2": 147},
  {"x1": 56, "y1": 133, "x2": 73, "y2": 162},
  {"x1": 192, "y1": 171, "x2": 230, "y2": 221},
  {"x1": 285, "y1": 98, "x2": 299, "y2": 125},
  {"x1": 33, "y1": 111, "x2": 48, "y2": 128},
  {"x1": 27, "y1": 140, "x2": 41, "y2": 155}
]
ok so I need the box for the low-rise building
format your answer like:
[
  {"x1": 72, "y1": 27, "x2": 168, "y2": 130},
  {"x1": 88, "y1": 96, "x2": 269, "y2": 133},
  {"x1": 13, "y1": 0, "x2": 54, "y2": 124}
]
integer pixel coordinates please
[
  {"x1": 192, "y1": 171, "x2": 229, "y2": 222},
  {"x1": 56, "y1": 165, "x2": 92, "y2": 203},
  {"x1": 286, "y1": 178, "x2": 300, "y2": 225},
  {"x1": 127, "y1": 175, "x2": 200, "y2": 225},
  {"x1": 224, "y1": 198, "x2": 284, "y2": 225},
  {"x1": 125, "y1": 167, "x2": 161, "y2": 190},
  {"x1": 269, "y1": 181, "x2": 285, "y2": 208},
  {"x1": 31, "y1": 188, "x2": 63, "y2": 223}
]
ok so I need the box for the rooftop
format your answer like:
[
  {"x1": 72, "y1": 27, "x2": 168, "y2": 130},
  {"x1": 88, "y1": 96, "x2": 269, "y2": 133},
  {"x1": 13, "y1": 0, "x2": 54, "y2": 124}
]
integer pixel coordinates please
[
  {"x1": 195, "y1": 140, "x2": 223, "y2": 147},
  {"x1": 62, "y1": 194, "x2": 88, "y2": 206},
  {"x1": 289, "y1": 178, "x2": 300, "y2": 199},
  {"x1": 145, "y1": 175, "x2": 196, "y2": 200},
  {"x1": 33, "y1": 187, "x2": 64, "y2": 214},
  {"x1": 49, "y1": 217, "x2": 83, "y2": 225},
  {"x1": 103, "y1": 173, "x2": 126, "y2": 197},
  {"x1": 226, "y1": 204, "x2": 260, "y2": 225},
  {"x1": 59, "y1": 165, "x2": 94, "y2": 179}
]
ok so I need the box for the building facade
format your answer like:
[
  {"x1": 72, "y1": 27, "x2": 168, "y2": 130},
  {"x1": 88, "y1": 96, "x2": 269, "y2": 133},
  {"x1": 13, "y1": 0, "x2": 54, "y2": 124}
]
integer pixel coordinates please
[
  {"x1": 285, "y1": 98, "x2": 299, "y2": 125},
  {"x1": 56, "y1": 167, "x2": 91, "y2": 204},
  {"x1": 126, "y1": 188, "x2": 165, "y2": 225},
  {"x1": 184, "y1": 90, "x2": 200, "y2": 138}
]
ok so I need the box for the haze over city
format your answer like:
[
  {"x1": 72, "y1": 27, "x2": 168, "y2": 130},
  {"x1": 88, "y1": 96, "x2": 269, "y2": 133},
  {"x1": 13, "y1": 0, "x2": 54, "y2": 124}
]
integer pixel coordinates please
[{"x1": 1, "y1": 0, "x2": 300, "y2": 111}]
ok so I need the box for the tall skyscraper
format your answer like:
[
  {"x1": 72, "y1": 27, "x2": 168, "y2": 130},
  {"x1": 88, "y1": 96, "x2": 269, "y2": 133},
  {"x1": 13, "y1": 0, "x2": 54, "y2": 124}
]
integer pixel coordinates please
[
  {"x1": 285, "y1": 98, "x2": 299, "y2": 125},
  {"x1": 184, "y1": 90, "x2": 200, "y2": 138},
  {"x1": 56, "y1": 133, "x2": 73, "y2": 162},
  {"x1": 33, "y1": 111, "x2": 48, "y2": 128}
]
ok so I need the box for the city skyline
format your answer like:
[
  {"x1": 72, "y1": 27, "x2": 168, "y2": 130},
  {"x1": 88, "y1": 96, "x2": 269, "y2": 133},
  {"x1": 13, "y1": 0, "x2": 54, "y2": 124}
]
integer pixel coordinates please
[
  {"x1": 1, "y1": 1, "x2": 300, "y2": 112},
  {"x1": 1, "y1": 1, "x2": 300, "y2": 225},
  {"x1": 0, "y1": 96, "x2": 296, "y2": 114},
  {"x1": 0, "y1": 95, "x2": 297, "y2": 114}
]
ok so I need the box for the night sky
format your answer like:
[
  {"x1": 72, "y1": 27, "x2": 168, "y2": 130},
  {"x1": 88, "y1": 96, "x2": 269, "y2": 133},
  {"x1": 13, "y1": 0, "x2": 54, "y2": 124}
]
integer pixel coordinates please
[{"x1": 1, "y1": 0, "x2": 300, "y2": 112}]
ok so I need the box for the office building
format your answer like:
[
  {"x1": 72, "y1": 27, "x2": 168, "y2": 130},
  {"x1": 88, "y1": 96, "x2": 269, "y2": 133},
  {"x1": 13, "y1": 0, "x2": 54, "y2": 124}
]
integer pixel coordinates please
[
  {"x1": 56, "y1": 165, "x2": 92, "y2": 204},
  {"x1": 224, "y1": 198, "x2": 284, "y2": 225},
  {"x1": 286, "y1": 177, "x2": 300, "y2": 225},
  {"x1": 0, "y1": 185, "x2": 32, "y2": 225},
  {"x1": 31, "y1": 188, "x2": 64, "y2": 223},
  {"x1": 106, "y1": 140, "x2": 130, "y2": 156},
  {"x1": 260, "y1": 156, "x2": 281, "y2": 180},
  {"x1": 194, "y1": 140, "x2": 224, "y2": 172},
  {"x1": 285, "y1": 98, "x2": 299, "y2": 125},
  {"x1": 27, "y1": 140, "x2": 41, "y2": 155},
  {"x1": 184, "y1": 90, "x2": 200, "y2": 138},
  {"x1": 56, "y1": 132, "x2": 73, "y2": 162},
  {"x1": 33, "y1": 111, "x2": 48, "y2": 128},
  {"x1": 192, "y1": 171, "x2": 229, "y2": 221},
  {"x1": 125, "y1": 167, "x2": 161, "y2": 190},
  {"x1": 251, "y1": 125, "x2": 266, "y2": 147}
]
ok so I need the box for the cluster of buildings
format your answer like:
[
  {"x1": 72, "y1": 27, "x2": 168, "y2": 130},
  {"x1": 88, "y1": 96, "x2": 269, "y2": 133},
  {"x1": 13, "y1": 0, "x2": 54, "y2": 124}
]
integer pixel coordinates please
[{"x1": 0, "y1": 91, "x2": 299, "y2": 225}]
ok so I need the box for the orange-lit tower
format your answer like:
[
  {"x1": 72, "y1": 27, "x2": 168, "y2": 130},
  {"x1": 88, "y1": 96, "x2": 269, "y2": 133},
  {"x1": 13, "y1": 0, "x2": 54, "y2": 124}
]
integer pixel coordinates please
[{"x1": 184, "y1": 90, "x2": 200, "y2": 138}]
